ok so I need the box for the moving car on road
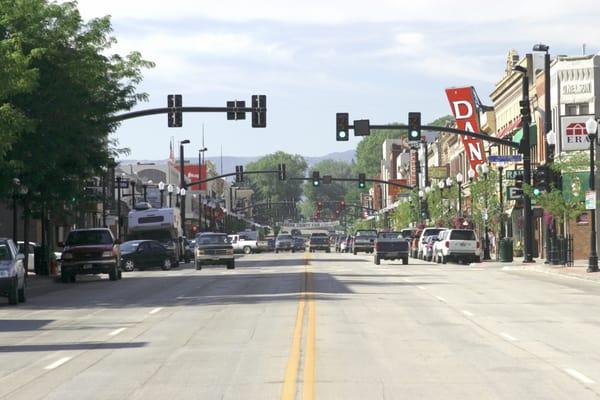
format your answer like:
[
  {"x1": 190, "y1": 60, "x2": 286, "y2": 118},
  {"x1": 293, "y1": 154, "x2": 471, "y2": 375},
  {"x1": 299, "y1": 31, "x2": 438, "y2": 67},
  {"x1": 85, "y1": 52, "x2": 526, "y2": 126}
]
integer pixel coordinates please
[
  {"x1": 194, "y1": 233, "x2": 235, "y2": 270},
  {"x1": 275, "y1": 234, "x2": 294, "y2": 253},
  {"x1": 352, "y1": 229, "x2": 377, "y2": 254},
  {"x1": 229, "y1": 234, "x2": 258, "y2": 254},
  {"x1": 59, "y1": 228, "x2": 121, "y2": 283},
  {"x1": 309, "y1": 232, "x2": 330, "y2": 252},
  {"x1": 0, "y1": 239, "x2": 26, "y2": 305},
  {"x1": 293, "y1": 236, "x2": 306, "y2": 252},
  {"x1": 120, "y1": 240, "x2": 176, "y2": 271},
  {"x1": 374, "y1": 232, "x2": 409, "y2": 265},
  {"x1": 433, "y1": 229, "x2": 480, "y2": 264}
]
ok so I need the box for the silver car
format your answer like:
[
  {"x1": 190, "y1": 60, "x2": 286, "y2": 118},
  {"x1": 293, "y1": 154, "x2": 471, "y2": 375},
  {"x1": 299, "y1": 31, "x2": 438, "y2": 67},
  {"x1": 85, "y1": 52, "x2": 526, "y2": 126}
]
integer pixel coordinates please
[{"x1": 0, "y1": 238, "x2": 26, "y2": 305}]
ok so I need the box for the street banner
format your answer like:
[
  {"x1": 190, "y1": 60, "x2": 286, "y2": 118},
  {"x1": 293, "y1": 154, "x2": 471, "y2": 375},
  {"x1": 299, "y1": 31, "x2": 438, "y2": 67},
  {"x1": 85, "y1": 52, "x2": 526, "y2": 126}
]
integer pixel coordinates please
[
  {"x1": 174, "y1": 164, "x2": 207, "y2": 191},
  {"x1": 445, "y1": 87, "x2": 487, "y2": 174},
  {"x1": 388, "y1": 179, "x2": 408, "y2": 199},
  {"x1": 586, "y1": 190, "x2": 596, "y2": 210}
]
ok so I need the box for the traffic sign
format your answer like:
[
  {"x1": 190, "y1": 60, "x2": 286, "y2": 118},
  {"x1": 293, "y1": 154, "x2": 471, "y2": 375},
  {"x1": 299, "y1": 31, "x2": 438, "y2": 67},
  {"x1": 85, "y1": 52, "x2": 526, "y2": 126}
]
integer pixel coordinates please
[
  {"x1": 489, "y1": 155, "x2": 522, "y2": 163},
  {"x1": 507, "y1": 186, "x2": 524, "y2": 200},
  {"x1": 115, "y1": 179, "x2": 129, "y2": 189},
  {"x1": 505, "y1": 169, "x2": 524, "y2": 180},
  {"x1": 586, "y1": 190, "x2": 596, "y2": 210}
]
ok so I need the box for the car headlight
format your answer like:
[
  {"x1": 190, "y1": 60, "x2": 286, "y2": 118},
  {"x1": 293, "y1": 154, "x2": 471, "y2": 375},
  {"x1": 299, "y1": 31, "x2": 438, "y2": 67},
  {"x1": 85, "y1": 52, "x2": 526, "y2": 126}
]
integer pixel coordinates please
[
  {"x1": 102, "y1": 251, "x2": 113, "y2": 258},
  {"x1": 0, "y1": 270, "x2": 11, "y2": 277},
  {"x1": 62, "y1": 253, "x2": 73, "y2": 260}
]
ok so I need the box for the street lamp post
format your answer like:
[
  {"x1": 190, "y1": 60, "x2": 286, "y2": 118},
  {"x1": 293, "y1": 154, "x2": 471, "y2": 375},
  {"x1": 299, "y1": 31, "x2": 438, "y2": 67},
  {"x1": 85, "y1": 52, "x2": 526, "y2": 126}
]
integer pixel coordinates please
[
  {"x1": 168, "y1": 184, "x2": 174, "y2": 207},
  {"x1": 477, "y1": 163, "x2": 491, "y2": 260},
  {"x1": 158, "y1": 181, "x2": 165, "y2": 208},
  {"x1": 198, "y1": 147, "x2": 207, "y2": 232},
  {"x1": 130, "y1": 181, "x2": 136, "y2": 207},
  {"x1": 513, "y1": 64, "x2": 535, "y2": 263},
  {"x1": 180, "y1": 140, "x2": 190, "y2": 236},
  {"x1": 418, "y1": 190, "x2": 424, "y2": 223},
  {"x1": 12, "y1": 178, "x2": 20, "y2": 243},
  {"x1": 546, "y1": 130, "x2": 560, "y2": 264},
  {"x1": 584, "y1": 118, "x2": 598, "y2": 272},
  {"x1": 180, "y1": 187, "x2": 187, "y2": 234},
  {"x1": 456, "y1": 173, "x2": 463, "y2": 217}
]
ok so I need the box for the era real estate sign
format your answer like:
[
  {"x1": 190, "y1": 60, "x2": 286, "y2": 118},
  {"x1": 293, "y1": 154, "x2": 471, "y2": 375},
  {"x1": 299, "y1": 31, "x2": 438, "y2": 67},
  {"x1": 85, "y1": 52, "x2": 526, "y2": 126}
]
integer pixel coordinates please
[
  {"x1": 561, "y1": 115, "x2": 594, "y2": 151},
  {"x1": 445, "y1": 87, "x2": 487, "y2": 174}
]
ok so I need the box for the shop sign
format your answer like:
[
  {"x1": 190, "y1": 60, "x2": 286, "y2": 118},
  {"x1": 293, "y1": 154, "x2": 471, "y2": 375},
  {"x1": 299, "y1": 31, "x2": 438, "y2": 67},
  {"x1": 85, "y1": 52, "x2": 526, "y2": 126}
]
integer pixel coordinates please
[
  {"x1": 429, "y1": 166, "x2": 449, "y2": 179},
  {"x1": 445, "y1": 87, "x2": 487, "y2": 175},
  {"x1": 562, "y1": 82, "x2": 592, "y2": 95},
  {"x1": 561, "y1": 116, "x2": 593, "y2": 151}
]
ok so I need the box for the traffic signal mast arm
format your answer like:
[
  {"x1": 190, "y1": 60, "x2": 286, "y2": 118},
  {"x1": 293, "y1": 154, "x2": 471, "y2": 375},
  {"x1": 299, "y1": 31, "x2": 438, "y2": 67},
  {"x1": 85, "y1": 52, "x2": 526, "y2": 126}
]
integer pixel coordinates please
[
  {"x1": 185, "y1": 170, "x2": 279, "y2": 188},
  {"x1": 290, "y1": 176, "x2": 414, "y2": 189},
  {"x1": 344, "y1": 122, "x2": 520, "y2": 150},
  {"x1": 110, "y1": 105, "x2": 266, "y2": 123},
  {"x1": 233, "y1": 200, "x2": 295, "y2": 213}
]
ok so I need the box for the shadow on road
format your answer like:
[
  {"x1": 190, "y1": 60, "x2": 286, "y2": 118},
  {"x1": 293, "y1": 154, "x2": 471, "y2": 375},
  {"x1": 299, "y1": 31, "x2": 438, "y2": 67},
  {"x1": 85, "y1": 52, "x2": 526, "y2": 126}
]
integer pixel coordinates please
[
  {"x1": 0, "y1": 342, "x2": 147, "y2": 353},
  {"x1": 0, "y1": 320, "x2": 54, "y2": 332}
]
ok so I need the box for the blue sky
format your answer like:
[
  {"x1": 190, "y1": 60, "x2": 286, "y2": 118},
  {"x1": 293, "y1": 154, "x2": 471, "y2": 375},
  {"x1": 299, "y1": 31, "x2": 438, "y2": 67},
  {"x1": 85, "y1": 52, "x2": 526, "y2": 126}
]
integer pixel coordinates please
[{"x1": 69, "y1": 0, "x2": 600, "y2": 160}]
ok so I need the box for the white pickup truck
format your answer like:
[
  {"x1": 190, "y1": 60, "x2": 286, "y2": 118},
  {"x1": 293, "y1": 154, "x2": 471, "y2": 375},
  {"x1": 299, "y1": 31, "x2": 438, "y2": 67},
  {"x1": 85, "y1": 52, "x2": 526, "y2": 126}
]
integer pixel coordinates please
[{"x1": 228, "y1": 234, "x2": 258, "y2": 254}]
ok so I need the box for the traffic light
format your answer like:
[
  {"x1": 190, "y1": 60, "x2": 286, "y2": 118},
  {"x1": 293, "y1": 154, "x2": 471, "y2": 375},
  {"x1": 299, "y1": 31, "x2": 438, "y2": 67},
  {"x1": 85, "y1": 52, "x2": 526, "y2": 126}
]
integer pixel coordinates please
[
  {"x1": 322, "y1": 175, "x2": 332, "y2": 184},
  {"x1": 167, "y1": 94, "x2": 182, "y2": 127},
  {"x1": 227, "y1": 100, "x2": 246, "y2": 120},
  {"x1": 312, "y1": 171, "x2": 320, "y2": 187},
  {"x1": 251, "y1": 95, "x2": 267, "y2": 128},
  {"x1": 340, "y1": 200, "x2": 346, "y2": 210},
  {"x1": 278, "y1": 163, "x2": 286, "y2": 181},
  {"x1": 235, "y1": 165, "x2": 244, "y2": 182},
  {"x1": 358, "y1": 173, "x2": 366, "y2": 189},
  {"x1": 408, "y1": 112, "x2": 421, "y2": 142},
  {"x1": 336, "y1": 113, "x2": 349, "y2": 141},
  {"x1": 533, "y1": 165, "x2": 549, "y2": 191}
]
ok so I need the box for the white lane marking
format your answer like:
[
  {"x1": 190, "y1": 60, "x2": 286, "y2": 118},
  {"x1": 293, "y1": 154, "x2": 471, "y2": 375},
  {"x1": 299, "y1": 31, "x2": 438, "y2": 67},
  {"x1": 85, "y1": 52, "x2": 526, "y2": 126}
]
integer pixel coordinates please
[
  {"x1": 564, "y1": 368, "x2": 595, "y2": 384},
  {"x1": 417, "y1": 286, "x2": 425, "y2": 290},
  {"x1": 462, "y1": 310, "x2": 474, "y2": 317},
  {"x1": 44, "y1": 357, "x2": 72, "y2": 370},
  {"x1": 500, "y1": 332, "x2": 517, "y2": 342},
  {"x1": 435, "y1": 296, "x2": 447, "y2": 303},
  {"x1": 149, "y1": 307, "x2": 163, "y2": 315},
  {"x1": 109, "y1": 328, "x2": 126, "y2": 336}
]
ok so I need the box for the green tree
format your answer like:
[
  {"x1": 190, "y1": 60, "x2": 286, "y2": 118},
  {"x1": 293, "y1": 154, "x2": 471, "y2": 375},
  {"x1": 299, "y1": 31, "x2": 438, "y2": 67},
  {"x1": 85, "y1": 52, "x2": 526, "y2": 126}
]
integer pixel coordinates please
[
  {"x1": 244, "y1": 151, "x2": 307, "y2": 203},
  {"x1": 1, "y1": 0, "x2": 154, "y2": 216},
  {"x1": 469, "y1": 169, "x2": 501, "y2": 230},
  {"x1": 355, "y1": 126, "x2": 402, "y2": 179}
]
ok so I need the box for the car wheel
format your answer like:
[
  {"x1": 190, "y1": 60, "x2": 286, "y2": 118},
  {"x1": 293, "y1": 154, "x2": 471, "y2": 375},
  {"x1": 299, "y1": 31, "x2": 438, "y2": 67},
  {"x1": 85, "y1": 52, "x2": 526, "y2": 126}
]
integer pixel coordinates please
[
  {"x1": 353, "y1": 250, "x2": 357, "y2": 255},
  {"x1": 326, "y1": 249, "x2": 331, "y2": 253},
  {"x1": 195, "y1": 261, "x2": 202, "y2": 270},
  {"x1": 227, "y1": 260, "x2": 235, "y2": 269},
  {"x1": 403, "y1": 257, "x2": 409, "y2": 265},
  {"x1": 123, "y1": 260, "x2": 135, "y2": 272},
  {"x1": 61, "y1": 271, "x2": 70, "y2": 283},
  {"x1": 8, "y1": 279, "x2": 18, "y2": 305},
  {"x1": 243, "y1": 246, "x2": 252, "y2": 255},
  {"x1": 161, "y1": 258, "x2": 172, "y2": 271},
  {"x1": 18, "y1": 284, "x2": 26, "y2": 303},
  {"x1": 441, "y1": 255, "x2": 447, "y2": 264},
  {"x1": 275, "y1": 249, "x2": 279, "y2": 254},
  {"x1": 374, "y1": 256, "x2": 380, "y2": 265},
  {"x1": 109, "y1": 265, "x2": 119, "y2": 281},
  {"x1": 69, "y1": 273, "x2": 76, "y2": 283},
  {"x1": 292, "y1": 249, "x2": 295, "y2": 253}
]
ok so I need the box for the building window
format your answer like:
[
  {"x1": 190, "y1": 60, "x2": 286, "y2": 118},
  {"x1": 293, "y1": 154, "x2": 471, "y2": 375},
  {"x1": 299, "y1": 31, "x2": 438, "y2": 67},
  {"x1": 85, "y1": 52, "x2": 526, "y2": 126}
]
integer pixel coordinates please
[{"x1": 565, "y1": 103, "x2": 590, "y2": 116}]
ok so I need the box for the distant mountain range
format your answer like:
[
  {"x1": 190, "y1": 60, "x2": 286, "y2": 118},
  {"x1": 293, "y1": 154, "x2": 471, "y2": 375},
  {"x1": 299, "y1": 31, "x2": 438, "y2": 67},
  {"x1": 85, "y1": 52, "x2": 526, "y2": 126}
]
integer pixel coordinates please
[{"x1": 122, "y1": 149, "x2": 356, "y2": 172}]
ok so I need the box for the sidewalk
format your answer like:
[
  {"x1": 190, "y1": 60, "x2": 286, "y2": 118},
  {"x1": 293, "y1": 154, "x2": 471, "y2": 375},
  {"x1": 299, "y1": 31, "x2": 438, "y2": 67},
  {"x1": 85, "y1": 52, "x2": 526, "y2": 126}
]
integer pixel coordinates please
[{"x1": 491, "y1": 259, "x2": 600, "y2": 284}]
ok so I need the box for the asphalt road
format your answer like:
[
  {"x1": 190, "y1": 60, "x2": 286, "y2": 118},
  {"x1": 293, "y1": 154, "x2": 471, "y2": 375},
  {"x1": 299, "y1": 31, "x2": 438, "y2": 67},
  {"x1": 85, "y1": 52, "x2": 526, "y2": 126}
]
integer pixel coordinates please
[{"x1": 1, "y1": 251, "x2": 600, "y2": 400}]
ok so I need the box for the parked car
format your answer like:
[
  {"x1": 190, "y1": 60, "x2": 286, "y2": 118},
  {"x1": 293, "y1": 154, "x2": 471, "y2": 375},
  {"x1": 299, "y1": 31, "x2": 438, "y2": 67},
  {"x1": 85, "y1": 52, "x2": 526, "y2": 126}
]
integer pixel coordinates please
[
  {"x1": 59, "y1": 228, "x2": 122, "y2": 283},
  {"x1": 309, "y1": 233, "x2": 330, "y2": 252},
  {"x1": 228, "y1": 234, "x2": 258, "y2": 254},
  {"x1": 120, "y1": 240, "x2": 176, "y2": 271},
  {"x1": 423, "y1": 236, "x2": 437, "y2": 262},
  {"x1": 352, "y1": 229, "x2": 377, "y2": 254},
  {"x1": 0, "y1": 238, "x2": 26, "y2": 305},
  {"x1": 293, "y1": 237, "x2": 306, "y2": 252},
  {"x1": 194, "y1": 233, "x2": 235, "y2": 270},
  {"x1": 399, "y1": 229, "x2": 417, "y2": 241},
  {"x1": 417, "y1": 228, "x2": 446, "y2": 259},
  {"x1": 433, "y1": 229, "x2": 480, "y2": 264},
  {"x1": 374, "y1": 232, "x2": 409, "y2": 265},
  {"x1": 275, "y1": 234, "x2": 294, "y2": 253},
  {"x1": 17, "y1": 241, "x2": 38, "y2": 272}
]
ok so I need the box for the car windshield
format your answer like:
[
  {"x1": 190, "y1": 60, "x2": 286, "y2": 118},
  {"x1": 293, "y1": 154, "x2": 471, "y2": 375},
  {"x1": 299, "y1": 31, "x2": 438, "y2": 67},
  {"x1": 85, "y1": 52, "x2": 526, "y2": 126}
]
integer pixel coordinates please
[
  {"x1": 196, "y1": 235, "x2": 229, "y2": 245},
  {"x1": 450, "y1": 230, "x2": 476, "y2": 240},
  {"x1": 423, "y1": 229, "x2": 444, "y2": 237},
  {"x1": 378, "y1": 232, "x2": 401, "y2": 239},
  {"x1": 120, "y1": 241, "x2": 141, "y2": 252},
  {"x1": 277, "y1": 235, "x2": 292, "y2": 240},
  {"x1": 66, "y1": 230, "x2": 113, "y2": 246},
  {"x1": 0, "y1": 242, "x2": 12, "y2": 261},
  {"x1": 356, "y1": 230, "x2": 377, "y2": 237}
]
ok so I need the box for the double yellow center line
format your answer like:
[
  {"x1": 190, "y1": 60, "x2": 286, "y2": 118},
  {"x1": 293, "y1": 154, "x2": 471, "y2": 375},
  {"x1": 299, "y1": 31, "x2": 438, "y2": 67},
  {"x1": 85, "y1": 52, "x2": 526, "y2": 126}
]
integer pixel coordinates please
[{"x1": 281, "y1": 252, "x2": 316, "y2": 400}]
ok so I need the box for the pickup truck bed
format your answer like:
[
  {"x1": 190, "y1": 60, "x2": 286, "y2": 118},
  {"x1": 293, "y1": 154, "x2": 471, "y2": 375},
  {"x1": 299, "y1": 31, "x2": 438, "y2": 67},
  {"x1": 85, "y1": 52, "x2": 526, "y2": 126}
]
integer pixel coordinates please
[{"x1": 374, "y1": 234, "x2": 409, "y2": 265}]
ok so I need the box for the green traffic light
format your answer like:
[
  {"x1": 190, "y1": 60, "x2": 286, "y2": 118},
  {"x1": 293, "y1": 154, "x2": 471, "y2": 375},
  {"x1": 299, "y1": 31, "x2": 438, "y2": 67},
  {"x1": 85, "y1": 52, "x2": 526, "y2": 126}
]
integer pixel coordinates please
[
  {"x1": 313, "y1": 180, "x2": 320, "y2": 187},
  {"x1": 358, "y1": 182, "x2": 365, "y2": 189},
  {"x1": 533, "y1": 188, "x2": 541, "y2": 196}
]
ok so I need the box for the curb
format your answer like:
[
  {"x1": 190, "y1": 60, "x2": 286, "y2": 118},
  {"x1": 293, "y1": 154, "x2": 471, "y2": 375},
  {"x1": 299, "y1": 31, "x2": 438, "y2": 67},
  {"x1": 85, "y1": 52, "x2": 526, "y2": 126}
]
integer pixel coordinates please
[{"x1": 501, "y1": 265, "x2": 600, "y2": 284}]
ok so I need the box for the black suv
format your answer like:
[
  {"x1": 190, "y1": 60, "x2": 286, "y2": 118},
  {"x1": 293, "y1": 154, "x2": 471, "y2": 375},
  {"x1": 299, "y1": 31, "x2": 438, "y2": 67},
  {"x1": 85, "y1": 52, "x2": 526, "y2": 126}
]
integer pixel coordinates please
[{"x1": 60, "y1": 228, "x2": 121, "y2": 282}]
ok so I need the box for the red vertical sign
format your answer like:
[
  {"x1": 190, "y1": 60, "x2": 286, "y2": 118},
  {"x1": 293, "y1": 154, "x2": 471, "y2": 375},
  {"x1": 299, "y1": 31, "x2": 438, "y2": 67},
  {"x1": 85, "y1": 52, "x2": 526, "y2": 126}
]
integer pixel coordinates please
[
  {"x1": 175, "y1": 164, "x2": 207, "y2": 191},
  {"x1": 445, "y1": 87, "x2": 487, "y2": 173}
]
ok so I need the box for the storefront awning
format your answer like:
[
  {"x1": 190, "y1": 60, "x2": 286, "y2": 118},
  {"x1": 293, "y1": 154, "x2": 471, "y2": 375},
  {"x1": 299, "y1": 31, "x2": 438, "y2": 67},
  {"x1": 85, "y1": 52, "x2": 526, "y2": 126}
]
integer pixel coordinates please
[
  {"x1": 511, "y1": 124, "x2": 537, "y2": 146},
  {"x1": 497, "y1": 115, "x2": 522, "y2": 139}
]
